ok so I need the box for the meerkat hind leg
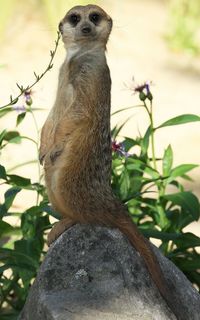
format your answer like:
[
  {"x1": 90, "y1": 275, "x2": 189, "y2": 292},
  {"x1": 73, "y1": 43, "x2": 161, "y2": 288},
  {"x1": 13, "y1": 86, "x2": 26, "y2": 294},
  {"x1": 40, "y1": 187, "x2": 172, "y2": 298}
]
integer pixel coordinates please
[{"x1": 47, "y1": 217, "x2": 75, "y2": 246}]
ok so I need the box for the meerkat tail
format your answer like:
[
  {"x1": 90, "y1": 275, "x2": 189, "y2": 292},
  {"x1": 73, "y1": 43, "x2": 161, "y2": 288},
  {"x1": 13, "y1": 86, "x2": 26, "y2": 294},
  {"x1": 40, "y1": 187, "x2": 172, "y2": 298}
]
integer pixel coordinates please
[{"x1": 110, "y1": 214, "x2": 182, "y2": 320}]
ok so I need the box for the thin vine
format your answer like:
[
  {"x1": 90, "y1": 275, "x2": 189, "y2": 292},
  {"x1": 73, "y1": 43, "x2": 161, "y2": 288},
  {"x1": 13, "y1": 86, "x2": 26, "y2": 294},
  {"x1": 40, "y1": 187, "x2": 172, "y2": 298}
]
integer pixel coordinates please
[{"x1": 0, "y1": 31, "x2": 61, "y2": 110}]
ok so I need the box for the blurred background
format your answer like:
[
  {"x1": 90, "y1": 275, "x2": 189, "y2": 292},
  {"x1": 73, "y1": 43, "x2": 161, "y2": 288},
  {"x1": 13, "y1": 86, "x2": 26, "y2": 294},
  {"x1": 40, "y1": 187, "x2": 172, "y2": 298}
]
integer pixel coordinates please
[{"x1": 1, "y1": 0, "x2": 200, "y2": 235}]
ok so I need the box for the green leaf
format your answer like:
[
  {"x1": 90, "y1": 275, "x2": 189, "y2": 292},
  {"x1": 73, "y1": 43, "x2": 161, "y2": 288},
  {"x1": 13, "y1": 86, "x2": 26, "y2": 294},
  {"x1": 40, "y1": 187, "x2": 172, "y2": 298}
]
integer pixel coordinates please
[
  {"x1": 144, "y1": 166, "x2": 160, "y2": 179},
  {"x1": 43, "y1": 205, "x2": 60, "y2": 219},
  {"x1": 111, "y1": 105, "x2": 143, "y2": 116},
  {"x1": 163, "y1": 144, "x2": 173, "y2": 176},
  {"x1": 157, "y1": 114, "x2": 200, "y2": 129},
  {"x1": 0, "y1": 129, "x2": 7, "y2": 146},
  {"x1": 0, "y1": 204, "x2": 7, "y2": 218},
  {"x1": 119, "y1": 168, "x2": 130, "y2": 200},
  {"x1": 181, "y1": 174, "x2": 194, "y2": 182},
  {"x1": 0, "y1": 312, "x2": 20, "y2": 320},
  {"x1": 112, "y1": 158, "x2": 123, "y2": 169},
  {"x1": 21, "y1": 204, "x2": 52, "y2": 237},
  {"x1": 15, "y1": 239, "x2": 41, "y2": 260},
  {"x1": 25, "y1": 205, "x2": 44, "y2": 215},
  {"x1": 0, "y1": 220, "x2": 14, "y2": 237},
  {"x1": 122, "y1": 137, "x2": 138, "y2": 151},
  {"x1": 163, "y1": 191, "x2": 200, "y2": 220},
  {"x1": 156, "y1": 204, "x2": 170, "y2": 229},
  {"x1": 141, "y1": 126, "x2": 151, "y2": 155},
  {"x1": 3, "y1": 131, "x2": 21, "y2": 144},
  {"x1": 0, "y1": 164, "x2": 7, "y2": 180},
  {"x1": 126, "y1": 158, "x2": 144, "y2": 171},
  {"x1": 174, "y1": 256, "x2": 200, "y2": 272},
  {"x1": 166, "y1": 164, "x2": 198, "y2": 184},
  {"x1": 185, "y1": 271, "x2": 200, "y2": 290},
  {"x1": 111, "y1": 117, "x2": 132, "y2": 139},
  {"x1": 16, "y1": 111, "x2": 26, "y2": 126},
  {"x1": 0, "y1": 106, "x2": 12, "y2": 118},
  {"x1": 0, "y1": 247, "x2": 39, "y2": 270},
  {"x1": 141, "y1": 228, "x2": 180, "y2": 241},
  {"x1": 7, "y1": 174, "x2": 31, "y2": 187},
  {"x1": 174, "y1": 233, "x2": 200, "y2": 250},
  {"x1": 4, "y1": 187, "x2": 21, "y2": 210}
]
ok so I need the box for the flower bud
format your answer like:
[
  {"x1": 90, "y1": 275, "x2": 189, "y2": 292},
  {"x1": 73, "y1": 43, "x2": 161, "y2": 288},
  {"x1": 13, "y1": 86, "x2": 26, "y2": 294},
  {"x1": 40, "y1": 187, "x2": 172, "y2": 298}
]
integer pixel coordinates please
[
  {"x1": 25, "y1": 97, "x2": 33, "y2": 106},
  {"x1": 139, "y1": 91, "x2": 146, "y2": 101},
  {"x1": 147, "y1": 92, "x2": 153, "y2": 101}
]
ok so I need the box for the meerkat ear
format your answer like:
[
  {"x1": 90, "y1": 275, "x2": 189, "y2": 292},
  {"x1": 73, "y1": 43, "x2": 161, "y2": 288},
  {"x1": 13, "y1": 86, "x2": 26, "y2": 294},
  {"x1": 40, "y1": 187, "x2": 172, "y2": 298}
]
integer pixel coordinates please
[
  {"x1": 58, "y1": 21, "x2": 63, "y2": 34},
  {"x1": 107, "y1": 15, "x2": 113, "y2": 30}
]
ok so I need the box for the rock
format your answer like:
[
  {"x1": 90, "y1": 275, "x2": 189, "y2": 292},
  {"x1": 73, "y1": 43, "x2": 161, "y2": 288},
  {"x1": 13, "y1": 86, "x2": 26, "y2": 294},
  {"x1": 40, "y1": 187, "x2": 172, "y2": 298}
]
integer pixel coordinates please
[{"x1": 19, "y1": 224, "x2": 200, "y2": 320}]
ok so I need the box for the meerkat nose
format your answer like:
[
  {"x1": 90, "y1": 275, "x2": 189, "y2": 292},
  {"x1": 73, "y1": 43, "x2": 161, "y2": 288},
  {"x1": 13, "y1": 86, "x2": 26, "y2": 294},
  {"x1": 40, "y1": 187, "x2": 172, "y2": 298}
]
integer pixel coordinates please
[{"x1": 81, "y1": 25, "x2": 92, "y2": 34}]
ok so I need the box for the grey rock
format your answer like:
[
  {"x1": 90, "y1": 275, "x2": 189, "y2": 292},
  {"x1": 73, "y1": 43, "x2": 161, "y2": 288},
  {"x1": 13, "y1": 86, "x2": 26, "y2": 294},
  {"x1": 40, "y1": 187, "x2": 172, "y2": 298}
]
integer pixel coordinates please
[{"x1": 19, "y1": 224, "x2": 200, "y2": 320}]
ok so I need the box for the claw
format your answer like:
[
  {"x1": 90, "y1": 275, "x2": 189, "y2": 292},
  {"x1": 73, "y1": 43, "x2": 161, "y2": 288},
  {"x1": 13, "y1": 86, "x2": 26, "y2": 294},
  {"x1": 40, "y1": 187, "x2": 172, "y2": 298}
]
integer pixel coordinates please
[{"x1": 39, "y1": 153, "x2": 45, "y2": 165}]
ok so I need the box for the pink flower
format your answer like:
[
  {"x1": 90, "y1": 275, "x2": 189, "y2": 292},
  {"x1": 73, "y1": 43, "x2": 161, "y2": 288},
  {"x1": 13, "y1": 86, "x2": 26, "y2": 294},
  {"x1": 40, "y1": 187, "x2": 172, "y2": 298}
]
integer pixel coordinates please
[{"x1": 112, "y1": 140, "x2": 132, "y2": 157}]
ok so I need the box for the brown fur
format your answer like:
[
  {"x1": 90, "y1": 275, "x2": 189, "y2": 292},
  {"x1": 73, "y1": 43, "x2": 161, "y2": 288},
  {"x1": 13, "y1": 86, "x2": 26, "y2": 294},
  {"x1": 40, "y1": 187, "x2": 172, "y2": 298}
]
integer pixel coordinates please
[{"x1": 40, "y1": 5, "x2": 181, "y2": 319}]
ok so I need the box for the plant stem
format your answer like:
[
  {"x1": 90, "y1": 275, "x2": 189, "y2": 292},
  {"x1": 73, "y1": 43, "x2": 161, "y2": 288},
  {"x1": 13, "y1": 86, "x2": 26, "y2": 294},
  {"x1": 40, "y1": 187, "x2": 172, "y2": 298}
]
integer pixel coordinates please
[
  {"x1": 144, "y1": 100, "x2": 157, "y2": 171},
  {"x1": 7, "y1": 160, "x2": 37, "y2": 172},
  {"x1": 0, "y1": 31, "x2": 61, "y2": 110}
]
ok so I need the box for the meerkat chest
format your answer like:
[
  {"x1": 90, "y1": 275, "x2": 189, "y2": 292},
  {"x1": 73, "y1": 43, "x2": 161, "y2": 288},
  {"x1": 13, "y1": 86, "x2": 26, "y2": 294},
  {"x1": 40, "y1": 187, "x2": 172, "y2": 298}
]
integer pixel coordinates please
[{"x1": 52, "y1": 63, "x2": 75, "y2": 120}]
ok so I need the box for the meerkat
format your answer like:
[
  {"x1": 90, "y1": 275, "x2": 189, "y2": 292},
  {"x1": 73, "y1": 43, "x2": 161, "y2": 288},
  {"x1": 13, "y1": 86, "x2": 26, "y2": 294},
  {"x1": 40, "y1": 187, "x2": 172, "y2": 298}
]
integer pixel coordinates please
[{"x1": 39, "y1": 5, "x2": 182, "y2": 319}]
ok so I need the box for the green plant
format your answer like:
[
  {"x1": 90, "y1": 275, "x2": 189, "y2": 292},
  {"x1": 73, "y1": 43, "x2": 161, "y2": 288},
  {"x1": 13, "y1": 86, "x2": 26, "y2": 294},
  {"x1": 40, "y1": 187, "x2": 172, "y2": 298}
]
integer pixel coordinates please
[
  {"x1": 111, "y1": 81, "x2": 200, "y2": 289},
  {"x1": 0, "y1": 38, "x2": 200, "y2": 319},
  {"x1": 0, "y1": 32, "x2": 61, "y2": 319}
]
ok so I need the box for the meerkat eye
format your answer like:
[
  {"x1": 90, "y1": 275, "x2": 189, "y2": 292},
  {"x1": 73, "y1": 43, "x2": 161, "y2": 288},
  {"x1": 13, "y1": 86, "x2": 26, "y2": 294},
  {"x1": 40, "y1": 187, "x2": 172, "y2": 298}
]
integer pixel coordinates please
[
  {"x1": 89, "y1": 13, "x2": 101, "y2": 24},
  {"x1": 69, "y1": 14, "x2": 80, "y2": 26}
]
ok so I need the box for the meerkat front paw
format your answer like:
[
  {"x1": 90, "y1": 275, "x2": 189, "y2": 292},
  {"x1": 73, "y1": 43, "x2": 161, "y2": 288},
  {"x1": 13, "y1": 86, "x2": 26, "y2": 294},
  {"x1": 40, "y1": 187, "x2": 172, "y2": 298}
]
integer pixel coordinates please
[
  {"x1": 39, "y1": 144, "x2": 53, "y2": 165},
  {"x1": 39, "y1": 151, "x2": 46, "y2": 165},
  {"x1": 47, "y1": 218, "x2": 75, "y2": 246}
]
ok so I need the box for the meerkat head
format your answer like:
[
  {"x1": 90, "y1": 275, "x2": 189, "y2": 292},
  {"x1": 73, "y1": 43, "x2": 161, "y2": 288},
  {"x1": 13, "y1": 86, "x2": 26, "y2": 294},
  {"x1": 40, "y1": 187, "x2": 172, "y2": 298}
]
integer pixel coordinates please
[{"x1": 59, "y1": 5, "x2": 112, "y2": 50}]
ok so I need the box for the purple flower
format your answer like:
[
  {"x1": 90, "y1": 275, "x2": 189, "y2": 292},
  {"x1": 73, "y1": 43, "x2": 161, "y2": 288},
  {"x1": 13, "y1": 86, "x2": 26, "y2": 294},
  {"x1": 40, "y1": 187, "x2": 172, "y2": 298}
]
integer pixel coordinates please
[
  {"x1": 112, "y1": 140, "x2": 132, "y2": 158},
  {"x1": 12, "y1": 105, "x2": 26, "y2": 114},
  {"x1": 145, "y1": 82, "x2": 150, "y2": 95},
  {"x1": 24, "y1": 90, "x2": 32, "y2": 106},
  {"x1": 134, "y1": 83, "x2": 147, "y2": 93},
  {"x1": 133, "y1": 80, "x2": 152, "y2": 94},
  {"x1": 132, "y1": 80, "x2": 153, "y2": 101}
]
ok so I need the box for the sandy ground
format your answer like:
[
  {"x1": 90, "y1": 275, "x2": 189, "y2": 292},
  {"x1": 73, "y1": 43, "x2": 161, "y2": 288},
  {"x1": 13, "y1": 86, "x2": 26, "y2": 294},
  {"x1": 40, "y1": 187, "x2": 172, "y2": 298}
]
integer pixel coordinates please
[{"x1": 0, "y1": 0, "x2": 200, "y2": 237}]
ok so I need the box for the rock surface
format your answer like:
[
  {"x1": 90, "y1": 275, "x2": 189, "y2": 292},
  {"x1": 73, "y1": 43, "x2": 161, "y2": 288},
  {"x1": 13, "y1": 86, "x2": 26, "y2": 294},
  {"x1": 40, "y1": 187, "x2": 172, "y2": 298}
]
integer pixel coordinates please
[{"x1": 19, "y1": 224, "x2": 200, "y2": 320}]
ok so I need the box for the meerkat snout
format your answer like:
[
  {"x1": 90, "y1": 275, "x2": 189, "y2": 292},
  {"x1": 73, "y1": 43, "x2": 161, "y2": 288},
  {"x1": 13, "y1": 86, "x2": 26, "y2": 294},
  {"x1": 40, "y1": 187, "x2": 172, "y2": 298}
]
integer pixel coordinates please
[
  {"x1": 59, "y1": 4, "x2": 112, "y2": 49},
  {"x1": 81, "y1": 24, "x2": 92, "y2": 34}
]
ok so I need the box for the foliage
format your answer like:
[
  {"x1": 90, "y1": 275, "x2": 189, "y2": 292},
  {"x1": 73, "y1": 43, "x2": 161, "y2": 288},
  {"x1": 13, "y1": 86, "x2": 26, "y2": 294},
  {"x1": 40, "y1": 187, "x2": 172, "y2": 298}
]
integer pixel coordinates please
[
  {"x1": 111, "y1": 82, "x2": 200, "y2": 290},
  {"x1": 166, "y1": 0, "x2": 200, "y2": 55},
  {"x1": 0, "y1": 38, "x2": 200, "y2": 319},
  {"x1": 0, "y1": 32, "x2": 61, "y2": 319}
]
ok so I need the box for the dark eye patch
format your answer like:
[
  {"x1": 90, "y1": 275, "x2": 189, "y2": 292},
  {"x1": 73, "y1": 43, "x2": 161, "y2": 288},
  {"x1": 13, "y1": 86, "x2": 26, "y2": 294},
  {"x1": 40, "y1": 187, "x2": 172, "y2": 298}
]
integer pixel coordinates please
[
  {"x1": 68, "y1": 14, "x2": 81, "y2": 26},
  {"x1": 89, "y1": 12, "x2": 101, "y2": 25}
]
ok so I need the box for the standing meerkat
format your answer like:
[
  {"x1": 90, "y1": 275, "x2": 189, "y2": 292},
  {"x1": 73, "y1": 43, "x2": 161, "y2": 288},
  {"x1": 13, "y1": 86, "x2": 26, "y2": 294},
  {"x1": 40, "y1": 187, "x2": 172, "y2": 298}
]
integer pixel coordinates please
[{"x1": 40, "y1": 5, "x2": 182, "y2": 319}]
